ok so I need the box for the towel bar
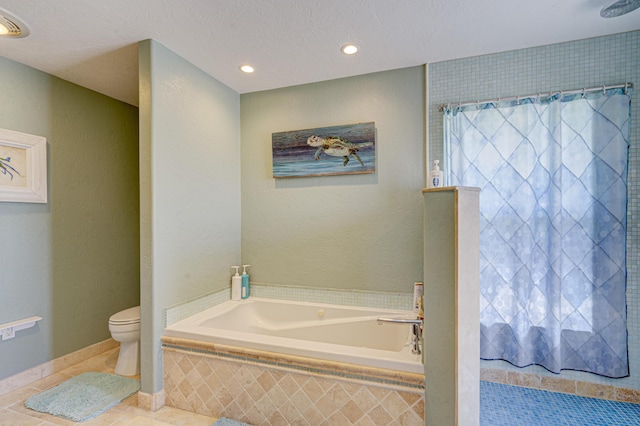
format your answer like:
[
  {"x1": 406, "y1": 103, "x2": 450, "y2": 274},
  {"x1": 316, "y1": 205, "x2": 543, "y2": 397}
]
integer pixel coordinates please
[{"x1": 0, "y1": 316, "x2": 42, "y2": 340}]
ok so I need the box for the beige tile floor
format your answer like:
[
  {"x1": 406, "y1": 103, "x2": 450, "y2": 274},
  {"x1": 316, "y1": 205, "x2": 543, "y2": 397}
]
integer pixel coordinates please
[{"x1": 0, "y1": 347, "x2": 216, "y2": 426}]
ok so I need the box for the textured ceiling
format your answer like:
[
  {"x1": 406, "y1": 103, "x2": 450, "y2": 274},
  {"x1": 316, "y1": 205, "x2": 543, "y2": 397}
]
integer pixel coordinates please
[{"x1": 0, "y1": 0, "x2": 638, "y2": 106}]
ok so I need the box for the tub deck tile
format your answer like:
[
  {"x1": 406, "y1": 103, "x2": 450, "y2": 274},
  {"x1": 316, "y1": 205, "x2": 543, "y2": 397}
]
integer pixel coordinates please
[{"x1": 163, "y1": 343, "x2": 425, "y2": 425}]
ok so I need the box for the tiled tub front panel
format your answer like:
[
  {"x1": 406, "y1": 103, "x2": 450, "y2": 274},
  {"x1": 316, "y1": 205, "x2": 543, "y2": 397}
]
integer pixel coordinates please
[{"x1": 163, "y1": 338, "x2": 424, "y2": 425}]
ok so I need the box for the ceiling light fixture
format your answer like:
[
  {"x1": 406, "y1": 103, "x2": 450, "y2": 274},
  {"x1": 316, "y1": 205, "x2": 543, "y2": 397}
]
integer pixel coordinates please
[
  {"x1": 240, "y1": 65, "x2": 255, "y2": 73},
  {"x1": 341, "y1": 44, "x2": 358, "y2": 55},
  {"x1": 0, "y1": 10, "x2": 29, "y2": 38},
  {"x1": 600, "y1": 0, "x2": 640, "y2": 17}
]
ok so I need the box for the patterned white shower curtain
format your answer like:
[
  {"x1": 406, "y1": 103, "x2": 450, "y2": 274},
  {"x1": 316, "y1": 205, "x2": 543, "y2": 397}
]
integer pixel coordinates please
[{"x1": 444, "y1": 88, "x2": 631, "y2": 377}]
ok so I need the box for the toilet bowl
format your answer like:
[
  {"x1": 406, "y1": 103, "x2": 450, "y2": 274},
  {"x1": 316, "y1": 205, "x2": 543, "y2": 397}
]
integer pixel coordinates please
[{"x1": 109, "y1": 306, "x2": 140, "y2": 376}]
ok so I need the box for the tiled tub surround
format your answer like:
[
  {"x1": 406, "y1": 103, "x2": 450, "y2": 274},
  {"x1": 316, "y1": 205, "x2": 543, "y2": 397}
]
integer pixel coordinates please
[
  {"x1": 163, "y1": 291, "x2": 424, "y2": 424},
  {"x1": 163, "y1": 337, "x2": 425, "y2": 425}
]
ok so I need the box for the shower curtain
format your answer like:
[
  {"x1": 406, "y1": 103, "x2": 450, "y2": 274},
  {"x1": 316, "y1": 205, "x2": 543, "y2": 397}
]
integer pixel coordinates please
[{"x1": 443, "y1": 87, "x2": 631, "y2": 377}]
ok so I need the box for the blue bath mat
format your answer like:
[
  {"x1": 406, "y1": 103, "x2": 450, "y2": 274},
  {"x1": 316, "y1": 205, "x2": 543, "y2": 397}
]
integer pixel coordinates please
[
  {"x1": 212, "y1": 418, "x2": 251, "y2": 426},
  {"x1": 24, "y1": 372, "x2": 140, "y2": 422}
]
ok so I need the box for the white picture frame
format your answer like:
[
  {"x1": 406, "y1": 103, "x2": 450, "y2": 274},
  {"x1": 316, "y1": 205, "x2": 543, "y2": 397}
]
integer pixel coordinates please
[{"x1": 0, "y1": 128, "x2": 47, "y2": 203}]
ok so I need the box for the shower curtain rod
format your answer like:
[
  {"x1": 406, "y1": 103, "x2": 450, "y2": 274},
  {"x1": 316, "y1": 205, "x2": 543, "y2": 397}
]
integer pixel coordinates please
[{"x1": 439, "y1": 82, "x2": 633, "y2": 111}]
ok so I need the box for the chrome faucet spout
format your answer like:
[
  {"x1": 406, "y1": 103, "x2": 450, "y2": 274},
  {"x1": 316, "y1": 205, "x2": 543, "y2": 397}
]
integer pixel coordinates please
[
  {"x1": 411, "y1": 323, "x2": 422, "y2": 355},
  {"x1": 376, "y1": 317, "x2": 423, "y2": 325},
  {"x1": 377, "y1": 317, "x2": 423, "y2": 355}
]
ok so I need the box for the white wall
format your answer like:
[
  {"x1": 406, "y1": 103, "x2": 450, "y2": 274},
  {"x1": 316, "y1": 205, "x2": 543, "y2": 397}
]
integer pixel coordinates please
[
  {"x1": 139, "y1": 39, "x2": 241, "y2": 393},
  {"x1": 240, "y1": 67, "x2": 425, "y2": 293}
]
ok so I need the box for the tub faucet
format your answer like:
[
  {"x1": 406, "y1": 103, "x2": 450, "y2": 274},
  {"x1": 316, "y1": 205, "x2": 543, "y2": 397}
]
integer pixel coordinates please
[{"x1": 377, "y1": 317, "x2": 423, "y2": 355}]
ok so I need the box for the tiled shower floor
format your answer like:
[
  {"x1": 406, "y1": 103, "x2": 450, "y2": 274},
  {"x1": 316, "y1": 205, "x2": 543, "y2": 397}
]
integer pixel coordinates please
[{"x1": 481, "y1": 381, "x2": 640, "y2": 425}]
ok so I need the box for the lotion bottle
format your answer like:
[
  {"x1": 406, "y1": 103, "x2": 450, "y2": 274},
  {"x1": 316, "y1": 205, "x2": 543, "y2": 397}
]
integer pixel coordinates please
[
  {"x1": 241, "y1": 265, "x2": 250, "y2": 299},
  {"x1": 413, "y1": 282, "x2": 424, "y2": 313},
  {"x1": 429, "y1": 160, "x2": 444, "y2": 188},
  {"x1": 231, "y1": 266, "x2": 241, "y2": 301}
]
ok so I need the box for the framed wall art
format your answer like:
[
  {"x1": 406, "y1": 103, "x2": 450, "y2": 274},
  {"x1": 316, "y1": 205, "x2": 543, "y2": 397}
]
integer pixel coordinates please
[
  {"x1": 272, "y1": 122, "x2": 375, "y2": 178},
  {"x1": 0, "y1": 128, "x2": 47, "y2": 203}
]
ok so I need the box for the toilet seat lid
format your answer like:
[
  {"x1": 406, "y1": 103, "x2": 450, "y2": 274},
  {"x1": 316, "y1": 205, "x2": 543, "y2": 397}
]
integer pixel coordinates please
[{"x1": 109, "y1": 306, "x2": 140, "y2": 324}]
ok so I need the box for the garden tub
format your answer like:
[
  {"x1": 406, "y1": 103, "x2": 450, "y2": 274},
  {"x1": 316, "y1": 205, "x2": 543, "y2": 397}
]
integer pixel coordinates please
[{"x1": 163, "y1": 297, "x2": 424, "y2": 374}]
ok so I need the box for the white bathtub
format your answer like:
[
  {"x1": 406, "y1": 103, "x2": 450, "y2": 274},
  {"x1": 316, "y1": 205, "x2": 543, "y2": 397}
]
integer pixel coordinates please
[{"x1": 164, "y1": 297, "x2": 424, "y2": 374}]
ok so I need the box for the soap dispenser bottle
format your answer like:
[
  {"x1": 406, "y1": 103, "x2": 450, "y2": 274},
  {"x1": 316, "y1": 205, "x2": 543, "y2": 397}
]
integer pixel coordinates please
[
  {"x1": 231, "y1": 266, "x2": 241, "y2": 301},
  {"x1": 429, "y1": 160, "x2": 444, "y2": 188},
  {"x1": 241, "y1": 265, "x2": 250, "y2": 299}
]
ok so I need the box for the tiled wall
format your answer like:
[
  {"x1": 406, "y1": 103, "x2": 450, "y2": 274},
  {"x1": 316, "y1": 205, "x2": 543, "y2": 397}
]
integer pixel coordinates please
[
  {"x1": 428, "y1": 30, "x2": 640, "y2": 390},
  {"x1": 163, "y1": 342, "x2": 424, "y2": 425},
  {"x1": 164, "y1": 289, "x2": 230, "y2": 327}
]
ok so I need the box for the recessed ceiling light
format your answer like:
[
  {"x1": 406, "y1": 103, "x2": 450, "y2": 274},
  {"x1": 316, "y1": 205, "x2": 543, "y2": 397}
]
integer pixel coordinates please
[
  {"x1": 0, "y1": 10, "x2": 29, "y2": 38},
  {"x1": 341, "y1": 44, "x2": 358, "y2": 55},
  {"x1": 240, "y1": 65, "x2": 255, "y2": 73}
]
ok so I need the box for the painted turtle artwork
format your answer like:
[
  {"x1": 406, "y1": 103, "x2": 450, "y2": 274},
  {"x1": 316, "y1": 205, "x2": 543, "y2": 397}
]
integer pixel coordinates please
[
  {"x1": 272, "y1": 122, "x2": 375, "y2": 178},
  {"x1": 306, "y1": 135, "x2": 373, "y2": 166}
]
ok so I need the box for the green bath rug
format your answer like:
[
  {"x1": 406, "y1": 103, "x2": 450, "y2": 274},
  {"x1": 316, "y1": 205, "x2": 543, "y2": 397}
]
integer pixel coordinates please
[{"x1": 24, "y1": 372, "x2": 140, "y2": 422}]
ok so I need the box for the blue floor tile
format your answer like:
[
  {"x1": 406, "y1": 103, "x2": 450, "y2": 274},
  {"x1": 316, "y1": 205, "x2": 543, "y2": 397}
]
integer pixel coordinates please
[{"x1": 481, "y1": 381, "x2": 640, "y2": 425}]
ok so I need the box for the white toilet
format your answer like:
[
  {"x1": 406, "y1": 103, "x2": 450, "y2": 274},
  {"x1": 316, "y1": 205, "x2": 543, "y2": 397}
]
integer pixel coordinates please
[{"x1": 108, "y1": 305, "x2": 141, "y2": 376}]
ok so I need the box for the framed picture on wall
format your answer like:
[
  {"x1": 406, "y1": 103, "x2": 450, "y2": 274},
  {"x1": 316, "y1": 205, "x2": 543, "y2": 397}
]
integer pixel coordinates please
[
  {"x1": 0, "y1": 128, "x2": 47, "y2": 203},
  {"x1": 272, "y1": 122, "x2": 376, "y2": 178}
]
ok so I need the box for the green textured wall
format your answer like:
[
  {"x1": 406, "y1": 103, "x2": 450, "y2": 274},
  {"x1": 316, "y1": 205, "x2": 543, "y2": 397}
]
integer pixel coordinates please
[
  {"x1": 139, "y1": 40, "x2": 241, "y2": 394},
  {"x1": 0, "y1": 56, "x2": 140, "y2": 380},
  {"x1": 240, "y1": 67, "x2": 425, "y2": 293}
]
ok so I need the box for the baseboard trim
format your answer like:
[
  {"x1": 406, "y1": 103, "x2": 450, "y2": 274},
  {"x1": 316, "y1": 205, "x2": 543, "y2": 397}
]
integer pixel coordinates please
[
  {"x1": 481, "y1": 367, "x2": 640, "y2": 404},
  {"x1": 138, "y1": 389, "x2": 166, "y2": 411},
  {"x1": 0, "y1": 338, "x2": 118, "y2": 396}
]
